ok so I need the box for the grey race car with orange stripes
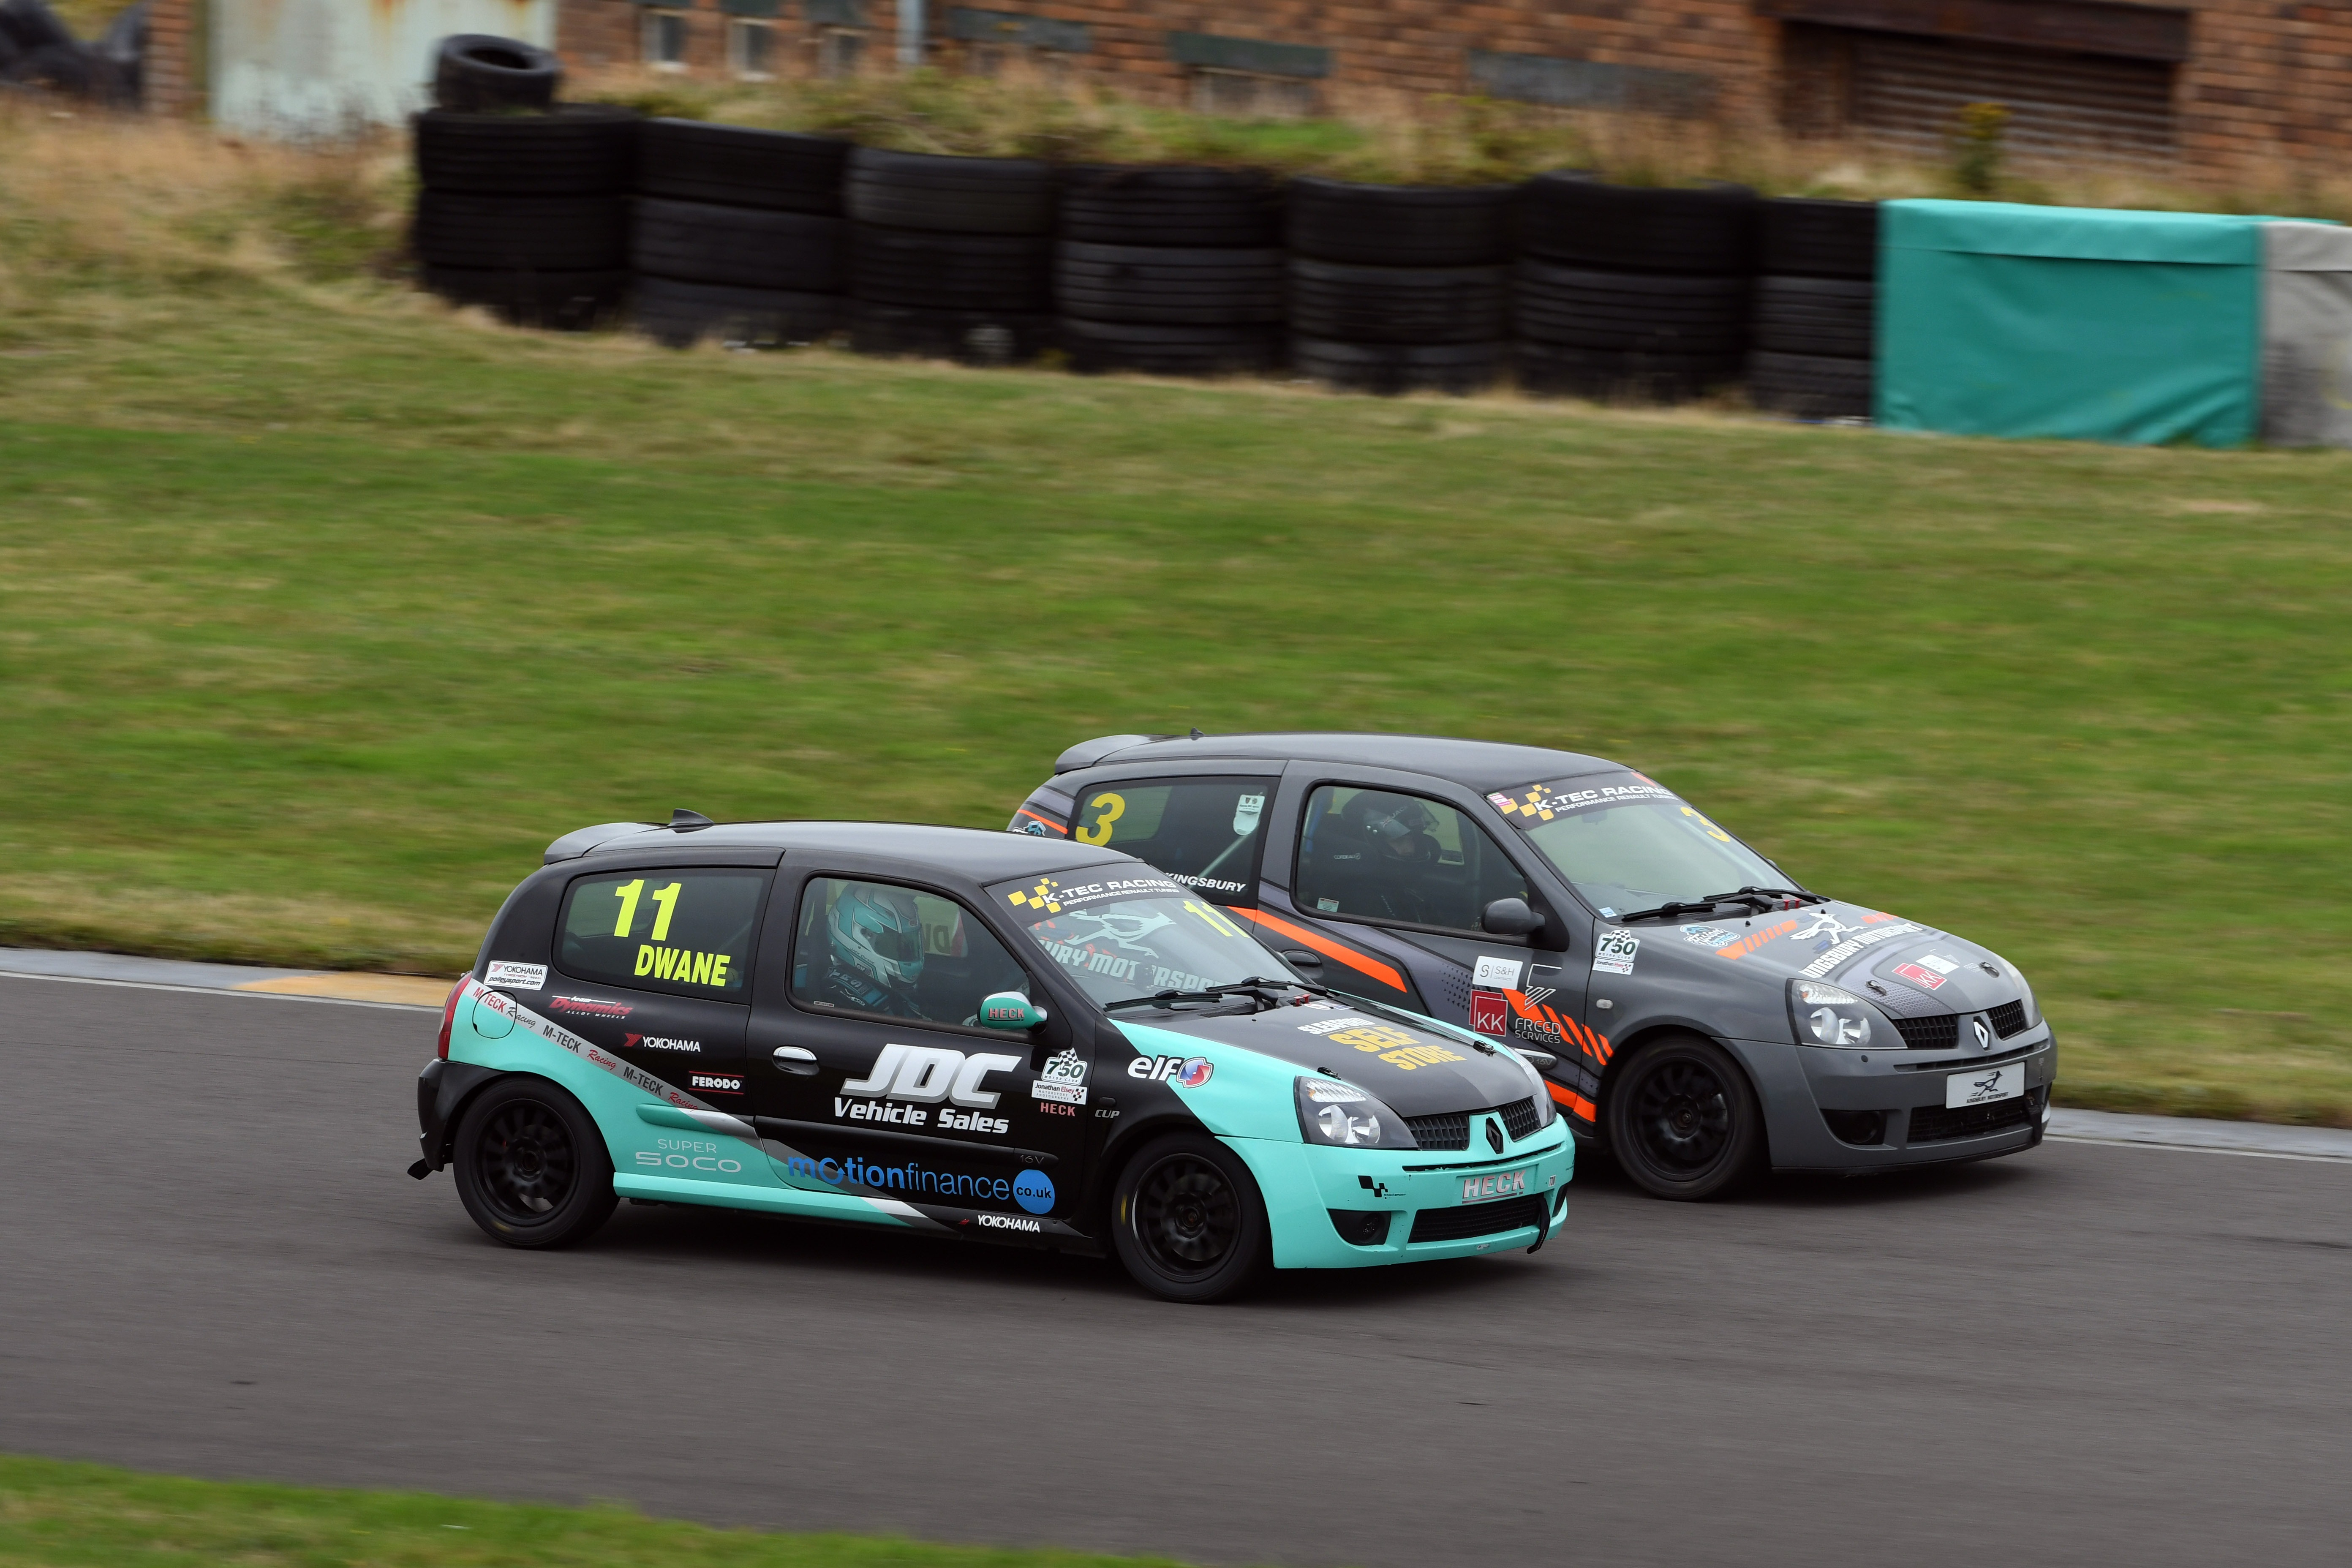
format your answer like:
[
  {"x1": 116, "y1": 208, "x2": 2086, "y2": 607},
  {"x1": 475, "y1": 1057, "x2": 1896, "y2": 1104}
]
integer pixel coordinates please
[{"x1": 1008, "y1": 732, "x2": 2056, "y2": 1198}]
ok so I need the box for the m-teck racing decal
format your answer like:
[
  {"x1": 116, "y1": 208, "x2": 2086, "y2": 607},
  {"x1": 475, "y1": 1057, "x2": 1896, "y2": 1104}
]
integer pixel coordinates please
[{"x1": 466, "y1": 979, "x2": 754, "y2": 1141}]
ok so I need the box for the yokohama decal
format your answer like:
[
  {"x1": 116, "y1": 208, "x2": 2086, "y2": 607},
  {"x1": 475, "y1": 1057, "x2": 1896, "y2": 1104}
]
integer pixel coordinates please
[{"x1": 464, "y1": 979, "x2": 757, "y2": 1143}]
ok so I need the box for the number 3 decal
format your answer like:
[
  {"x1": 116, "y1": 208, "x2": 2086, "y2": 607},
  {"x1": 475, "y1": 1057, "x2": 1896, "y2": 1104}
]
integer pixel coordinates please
[{"x1": 1075, "y1": 791, "x2": 1126, "y2": 846}]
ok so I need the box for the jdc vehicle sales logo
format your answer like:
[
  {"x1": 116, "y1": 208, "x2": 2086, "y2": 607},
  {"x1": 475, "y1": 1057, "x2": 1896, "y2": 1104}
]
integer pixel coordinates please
[
  {"x1": 838, "y1": 1043, "x2": 1022, "y2": 1136},
  {"x1": 1032, "y1": 1048, "x2": 1089, "y2": 1104}
]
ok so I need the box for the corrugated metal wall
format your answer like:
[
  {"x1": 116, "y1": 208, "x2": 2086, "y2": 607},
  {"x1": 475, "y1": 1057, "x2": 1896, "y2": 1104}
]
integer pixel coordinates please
[{"x1": 215, "y1": 0, "x2": 557, "y2": 136}]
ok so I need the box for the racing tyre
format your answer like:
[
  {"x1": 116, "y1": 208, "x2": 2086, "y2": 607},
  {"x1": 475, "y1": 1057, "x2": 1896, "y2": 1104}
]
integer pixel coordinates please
[
  {"x1": 1112, "y1": 1132, "x2": 1270, "y2": 1303},
  {"x1": 1287, "y1": 176, "x2": 1516, "y2": 266},
  {"x1": 1750, "y1": 275, "x2": 1874, "y2": 359},
  {"x1": 413, "y1": 106, "x2": 639, "y2": 196},
  {"x1": 1514, "y1": 262, "x2": 1748, "y2": 354},
  {"x1": 1292, "y1": 335, "x2": 1505, "y2": 395},
  {"x1": 1288, "y1": 259, "x2": 1509, "y2": 345},
  {"x1": 849, "y1": 224, "x2": 1051, "y2": 310},
  {"x1": 412, "y1": 192, "x2": 629, "y2": 271},
  {"x1": 845, "y1": 148, "x2": 1055, "y2": 235},
  {"x1": 452, "y1": 1078, "x2": 618, "y2": 1247},
  {"x1": 1759, "y1": 196, "x2": 1878, "y2": 280},
  {"x1": 1749, "y1": 349, "x2": 1874, "y2": 420},
  {"x1": 432, "y1": 33, "x2": 559, "y2": 114},
  {"x1": 636, "y1": 119, "x2": 850, "y2": 213},
  {"x1": 1604, "y1": 1034, "x2": 1764, "y2": 1200},
  {"x1": 1055, "y1": 242, "x2": 1285, "y2": 325},
  {"x1": 1520, "y1": 174, "x2": 1759, "y2": 274},
  {"x1": 632, "y1": 198, "x2": 844, "y2": 292},
  {"x1": 1059, "y1": 164, "x2": 1282, "y2": 248}
]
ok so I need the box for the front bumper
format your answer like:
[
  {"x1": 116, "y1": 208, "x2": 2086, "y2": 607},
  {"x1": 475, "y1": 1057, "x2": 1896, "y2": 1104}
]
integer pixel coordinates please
[
  {"x1": 1726, "y1": 1027, "x2": 2058, "y2": 1172},
  {"x1": 1225, "y1": 1126, "x2": 1577, "y2": 1269}
]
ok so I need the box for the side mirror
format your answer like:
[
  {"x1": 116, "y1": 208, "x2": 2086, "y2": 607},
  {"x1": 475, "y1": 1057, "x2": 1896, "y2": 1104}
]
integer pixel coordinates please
[
  {"x1": 1481, "y1": 897, "x2": 1543, "y2": 938},
  {"x1": 978, "y1": 991, "x2": 1049, "y2": 1030},
  {"x1": 1280, "y1": 947, "x2": 1325, "y2": 976}
]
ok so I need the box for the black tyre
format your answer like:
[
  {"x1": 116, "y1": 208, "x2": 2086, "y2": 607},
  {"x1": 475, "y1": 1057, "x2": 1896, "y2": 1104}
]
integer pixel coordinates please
[
  {"x1": 1059, "y1": 164, "x2": 1282, "y2": 248},
  {"x1": 1287, "y1": 175, "x2": 1516, "y2": 267},
  {"x1": 1751, "y1": 275, "x2": 1875, "y2": 358},
  {"x1": 1515, "y1": 263, "x2": 1749, "y2": 354},
  {"x1": 1517, "y1": 340, "x2": 1744, "y2": 403},
  {"x1": 1521, "y1": 173, "x2": 1759, "y2": 274},
  {"x1": 637, "y1": 118, "x2": 850, "y2": 214},
  {"x1": 849, "y1": 223, "x2": 1051, "y2": 310},
  {"x1": 1749, "y1": 349, "x2": 1875, "y2": 420},
  {"x1": 412, "y1": 192, "x2": 629, "y2": 270},
  {"x1": 452, "y1": 1078, "x2": 618, "y2": 1247},
  {"x1": 848, "y1": 301, "x2": 1054, "y2": 365},
  {"x1": 635, "y1": 275, "x2": 840, "y2": 348},
  {"x1": 1055, "y1": 241, "x2": 1284, "y2": 325},
  {"x1": 845, "y1": 147, "x2": 1054, "y2": 235},
  {"x1": 1288, "y1": 258, "x2": 1508, "y2": 345},
  {"x1": 1604, "y1": 1035, "x2": 1765, "y2": 1200},
  {"x1": 424, "y1": 265, "x2": 628, "y2": 331},
  {"x1": 1111, "y1": 1132, "x2": 1270, "y2": 1304},
  {"x1": 1291, "y1": 335, "x2": 1506, "y2": 395},
  {"x1": 632, "y1": 197, "x2": 843, "y2": 291},
  {"x1": 431, "y1": 33, "x2": 559, "y2": 114},
  {"x1": 1060, "y1": 317, "x2": 1282, "y2": 376},
  {"x1": 1760, "y1": 196, "x2": 1879, "y2": 280},
  {"x1": 414, "y1": 105, "x2": 638, "y2": 196}
]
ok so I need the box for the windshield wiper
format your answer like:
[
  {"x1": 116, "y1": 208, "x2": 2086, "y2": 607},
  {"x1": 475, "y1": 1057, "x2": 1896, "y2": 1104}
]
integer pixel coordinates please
[
  {"x1": 1103, "y1": 977, "x2": 1309, "y2": 1014},
  {"x1": 1612, "y1": 898, "x2": 1732, "y2": 923},
  {"x1": 1714, "y1": 886, "x2": 1827, "y2": 909},
  {"x1": 1614, "y1": 887, "x2": 1827, "y2": 923}
]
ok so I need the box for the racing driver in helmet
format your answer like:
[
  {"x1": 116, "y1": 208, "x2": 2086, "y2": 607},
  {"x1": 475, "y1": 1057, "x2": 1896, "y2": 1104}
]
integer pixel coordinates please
[{"x1": 816, "y1": 882, "x2": 927, "y2": 1018}]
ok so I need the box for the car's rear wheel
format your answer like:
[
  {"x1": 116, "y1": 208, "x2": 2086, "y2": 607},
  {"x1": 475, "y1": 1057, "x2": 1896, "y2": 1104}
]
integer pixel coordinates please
[
  {"x1": 453, "y1": 1078, "x2": 617, "y2": 1247},
  {"x1": 1111, "y1": 1133, "x2": 1269, "y2": 1303},
  {"x1": 1606, "y1": 1034, "x2": 1764, "y2": 1200}
]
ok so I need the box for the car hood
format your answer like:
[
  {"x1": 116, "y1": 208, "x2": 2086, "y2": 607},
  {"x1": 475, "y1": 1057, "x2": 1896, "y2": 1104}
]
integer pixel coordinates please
[
  {"x1": 1129, "y1": 999, "x2": 1536, "y2": 1115},
  {"x1": 1652, "y1": 901, "x2": 2022, "y2": 1013}
]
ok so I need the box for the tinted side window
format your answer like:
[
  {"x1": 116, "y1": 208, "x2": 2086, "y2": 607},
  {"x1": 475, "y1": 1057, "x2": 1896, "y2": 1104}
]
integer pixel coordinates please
[
  {"x1": 1295, "y1": 786, "x2": 1529, "y2": 934},
  {"x1": 558, "y1": 869, "x2": 768, "y2": 997},
  {"x1": 791, "y1": 878, "x2": 1033, "y2": 1028},
  {"x1": 1070, "y1": 777, "x2": 1272, "y2": 904},
  {"x1": 1006, "y1": 781, "x2": 1074, "y2": 838}
]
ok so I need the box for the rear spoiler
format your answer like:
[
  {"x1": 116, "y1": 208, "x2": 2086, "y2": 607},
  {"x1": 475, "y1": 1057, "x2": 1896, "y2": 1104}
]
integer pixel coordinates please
[
  {"x1": 543, "y1": 822, "x2": 659, "y2": 863},
  {"x1": 1052, "y1": 733, "x2": 1167, "y2": 774}
]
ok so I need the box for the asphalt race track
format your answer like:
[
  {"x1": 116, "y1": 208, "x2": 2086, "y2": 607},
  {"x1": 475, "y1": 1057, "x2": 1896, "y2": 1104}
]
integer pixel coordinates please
[{"x1": 3, "y1": 976, "x2": 2347, "y2": 1568}]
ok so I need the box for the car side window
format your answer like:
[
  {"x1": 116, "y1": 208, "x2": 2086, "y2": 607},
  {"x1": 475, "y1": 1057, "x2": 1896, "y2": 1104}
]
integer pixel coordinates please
[
  {"x1": 1068, "y1": 777, "x2": 1273, "y2": 904},
  {"x1": 558, "y1": 868, "x2": 768, "y2": 998},
  {"x1": 791, "y1": 877, "x2": 1033, "y2": 1028},
  {"x1": 1295, "y1": 785, "x2": 1530, "y2": 934}
]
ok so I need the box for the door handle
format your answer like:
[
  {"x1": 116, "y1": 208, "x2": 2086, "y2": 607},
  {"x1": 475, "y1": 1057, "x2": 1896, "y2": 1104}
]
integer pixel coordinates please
[{"x1": 771, "y1": 1046, "x2": 819, "y2": 1075}]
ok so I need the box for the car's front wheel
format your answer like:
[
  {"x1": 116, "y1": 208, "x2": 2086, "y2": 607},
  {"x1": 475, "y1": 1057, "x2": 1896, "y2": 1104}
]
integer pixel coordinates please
[
  {"x1": 1111, "y1": 1133, "x2": 1270, "y2": 1303},
  {"x1": 1605, "y1": 1034, "x2": 1764, "y2": 1200},
  {"x1": 452, "y1": 1078, "x2": 618, "y2": 1247}
]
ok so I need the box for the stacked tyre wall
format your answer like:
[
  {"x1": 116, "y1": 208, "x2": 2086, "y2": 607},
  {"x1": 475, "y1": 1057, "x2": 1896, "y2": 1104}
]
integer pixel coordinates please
[
  {"x1": 412, "y1": 106, "x2": 636, "y2": 330},
  {"x1": 632, "y1": 120, "x2": 852, "y2": 349},
  {"x1": 1056, "y1": 167, "x2": 1285, "y2": 378},
  {"x1": 1286, "y1": 179, "x2": 1514, "y2": 395},
  {"x1": 846, "y1": 150, "x2": 1057, "y2": 366},
  {"x1": 1750, "y1": 199, "x2": 1879, "y2": 420}
]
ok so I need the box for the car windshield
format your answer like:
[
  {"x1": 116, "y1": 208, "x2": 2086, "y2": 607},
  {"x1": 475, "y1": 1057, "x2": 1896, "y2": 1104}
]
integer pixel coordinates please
[
  {"x1": 1485, "y1": 773, "x2": 1783, "y2": 917},
  {"x1": 986, "y1": 869, "x2": 1293, "y2": 1008}
]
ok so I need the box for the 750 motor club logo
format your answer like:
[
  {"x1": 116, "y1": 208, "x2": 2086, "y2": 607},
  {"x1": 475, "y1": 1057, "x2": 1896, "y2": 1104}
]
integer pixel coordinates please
[{"x1": 838, "y1": 1042, "x2": 1021, "y2": 1135}]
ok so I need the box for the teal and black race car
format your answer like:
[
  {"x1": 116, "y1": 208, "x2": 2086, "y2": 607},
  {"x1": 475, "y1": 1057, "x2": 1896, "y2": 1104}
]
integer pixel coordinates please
[{"x1": 414, "y1": 815, "x2": 1572, "y2": 1301}]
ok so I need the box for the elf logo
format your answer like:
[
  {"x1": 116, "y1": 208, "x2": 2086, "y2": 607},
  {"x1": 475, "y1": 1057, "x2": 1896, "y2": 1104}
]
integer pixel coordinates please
[
  {"x1": 842, "y1": 1043, "x2": 1021, "y2": 1108},
  {"x1": 1128, "y1": 1054, "x2": 1213, "y2": 1086}
]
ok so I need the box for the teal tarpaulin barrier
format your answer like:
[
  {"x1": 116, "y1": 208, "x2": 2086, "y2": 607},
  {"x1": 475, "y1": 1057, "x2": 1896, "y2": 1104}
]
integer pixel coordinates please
[{"x1": 1876, "y1": 200, "x2": 2265, "y2": 447}]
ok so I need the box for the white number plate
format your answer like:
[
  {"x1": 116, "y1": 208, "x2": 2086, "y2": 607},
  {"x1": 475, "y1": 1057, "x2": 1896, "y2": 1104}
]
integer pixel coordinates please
[
  {"x1": 1461, "y1": 1167, "x2": 1530, "y2": 1203},
  {"x1": 1946, "y1": 1063, "x2": 2024, "y2": 1108}
]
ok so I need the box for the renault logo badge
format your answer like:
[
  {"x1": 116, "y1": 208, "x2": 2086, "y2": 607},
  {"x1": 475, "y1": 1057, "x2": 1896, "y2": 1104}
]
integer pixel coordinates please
[
  {"x1": 1972, "y1": 1017, "x2": 1992, "y2": 1050},
  {"x1": 1486, "y1": 1117, "x2": 1505, "y2": 1154}
]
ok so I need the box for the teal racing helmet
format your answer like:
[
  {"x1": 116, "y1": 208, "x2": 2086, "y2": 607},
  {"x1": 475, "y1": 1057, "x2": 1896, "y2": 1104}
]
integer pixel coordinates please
[{"x1": 828, "y1": 882, "x2": 925, "y2": 990}]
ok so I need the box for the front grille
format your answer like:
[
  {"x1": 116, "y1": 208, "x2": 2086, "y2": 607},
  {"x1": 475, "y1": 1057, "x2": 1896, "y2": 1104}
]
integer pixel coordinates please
[
  {"x1": 1408, "y1": 1194, "x2": 1550, "y2": 1244},
  {"x1": 1404, "y1": 1111, "x2": 1470, "y2": 1151},
  {"x1": 1497, "y1": 1096, "x2": 1542, "y2": 1141},
  {"x1": 1988, "y1": 1000, "x2": 2029, "y2": 1038},
  {"x1": 1908, "y1": 1090, "x2": 2038, "y2": 1144},
  {"x1": 1891, "y1": 1014, "x2": 1959, "y2": 1050}
]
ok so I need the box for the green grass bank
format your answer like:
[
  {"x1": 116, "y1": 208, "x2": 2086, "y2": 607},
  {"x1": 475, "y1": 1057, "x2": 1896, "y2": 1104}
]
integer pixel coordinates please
[{"x1": 0, "y1": 1455, "x2": 1179, "y2": 1568}]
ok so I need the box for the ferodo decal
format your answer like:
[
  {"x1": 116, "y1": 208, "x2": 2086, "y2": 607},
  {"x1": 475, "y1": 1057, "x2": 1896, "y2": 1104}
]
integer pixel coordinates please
[
  {"x1": 838, "y1": 1043, "x2": 1022, "y2": 1135},
  {"x1": 1296, "y1": 1016, "x2": 1466, "y2": 1071},
  {"x1": 465, "y1": 980, "x2": 752, "y2": 1139},
  {"x1": 688, "y1": 1071, "x2": 746, "y2": 1096}
]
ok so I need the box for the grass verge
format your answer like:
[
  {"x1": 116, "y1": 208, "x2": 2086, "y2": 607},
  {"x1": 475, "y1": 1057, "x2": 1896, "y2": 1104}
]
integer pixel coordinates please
[
  {"x1": 0, "y1": 1454, "x2": 1180, "y2": 1568},
  {"x1": 0, "y1": 113, "x2": 2347, "y2": 1126}
]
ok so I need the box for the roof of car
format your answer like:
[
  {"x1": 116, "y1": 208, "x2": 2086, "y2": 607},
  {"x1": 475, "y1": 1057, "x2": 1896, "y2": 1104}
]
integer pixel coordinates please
[
  {"x1": 1055, "y1": 732, "x2": 1622, "y2": 793},
  {"x1": 551, "y1": 820, "x2": 1135, "y2": 882}
]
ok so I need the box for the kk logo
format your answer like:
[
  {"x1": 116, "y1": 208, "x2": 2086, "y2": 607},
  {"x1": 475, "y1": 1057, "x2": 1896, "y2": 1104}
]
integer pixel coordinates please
[{"x1": 1008, "y1": 879, "x2": 1063, "y2": 913}]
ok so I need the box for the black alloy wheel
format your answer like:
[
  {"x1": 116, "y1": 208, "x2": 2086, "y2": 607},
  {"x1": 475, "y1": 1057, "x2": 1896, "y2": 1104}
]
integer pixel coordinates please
[
  {"x1": 1111, "y1": 1133, "x2": 1269, "y2": 1303},
  {"x1": 1606, "y1": 1034, "x2": 1764, "y2": 1200},
  {"x1": 452, "y1": 1079, "x2": 618, "y2": 1247}
]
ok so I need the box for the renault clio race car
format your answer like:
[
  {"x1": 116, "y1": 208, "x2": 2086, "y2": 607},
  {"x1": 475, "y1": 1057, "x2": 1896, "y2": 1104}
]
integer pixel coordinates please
[
  {"x1": 1008, "y1": 733, "x2": 2058, "y2": 1200},
  {"x1": 414, "y1": 816, "x2": 1571, "y2": 1301}
]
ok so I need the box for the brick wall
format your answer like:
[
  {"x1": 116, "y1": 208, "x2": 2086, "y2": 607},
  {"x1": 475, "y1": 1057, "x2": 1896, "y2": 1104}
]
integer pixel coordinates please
[
  {"x1": 2178, "y1": 0, "x2": 2352, "y2": 174},
  {"x1": 142, "y1": 0, "x2": 195, "y2": 115}
]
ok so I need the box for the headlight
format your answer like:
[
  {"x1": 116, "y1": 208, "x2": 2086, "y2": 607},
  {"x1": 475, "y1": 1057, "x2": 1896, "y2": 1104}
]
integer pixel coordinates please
[
  {"x1": 1296, "y1": 1076, "x2": 1416, "y2": 1149},
  {"x1": 1504, "y1": 1048, "x2": 1557, "y2": 1128},
  {"x1": 1788, "y1": 980, "x2": 1880, "y2": 1048}
]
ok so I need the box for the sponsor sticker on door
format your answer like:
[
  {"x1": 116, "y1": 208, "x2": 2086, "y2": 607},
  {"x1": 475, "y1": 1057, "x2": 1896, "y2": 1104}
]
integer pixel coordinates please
[
  {"x1": 1592, "y1": 930, "x2": 1640, "y2": 976},
  {"x1": 1461, "y1": 1167, "x2": 1530, "y2": 1203},
  {"x1": 484, "y1": 961, "x2": 546, "y2": 991},
  {"x1": 1469, "y1": 988, "x2": 1508, "y2": 1037},
  {"x1": 1946, "y1": 1063, "x2": 2024, "y2": 1109},
  {"x1": 1472, "y1": 955, "x2": 1524, "y2": 989}
]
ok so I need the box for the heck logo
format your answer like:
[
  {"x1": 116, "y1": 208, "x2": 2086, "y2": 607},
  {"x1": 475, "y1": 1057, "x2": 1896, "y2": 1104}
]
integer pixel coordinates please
[
  {"x1": 625, "y1": 1034, "x2": 702, "y2": 1053},
  {"x1": 688, "y1": 1071, "x2": 745, "y2": 1095}
]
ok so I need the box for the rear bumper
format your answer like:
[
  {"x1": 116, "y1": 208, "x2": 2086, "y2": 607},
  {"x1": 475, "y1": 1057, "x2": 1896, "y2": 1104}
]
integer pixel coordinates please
[
  {"x1": 1727, "y1": 1029, "x2": 2058, "y2": 1173},
  {"x1": 415, "y1": 1057, "x2": 503, "y2": 1171}
]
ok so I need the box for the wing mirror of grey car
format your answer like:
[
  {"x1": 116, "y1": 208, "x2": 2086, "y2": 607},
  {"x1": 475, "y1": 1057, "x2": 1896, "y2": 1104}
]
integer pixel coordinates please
[
  {"x1": 1481, "y1": 897, "x2": 1543, "y2": 938},
  {"x1": 979, "y1": 991, "x2": 1049, "y2": 1030}
]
